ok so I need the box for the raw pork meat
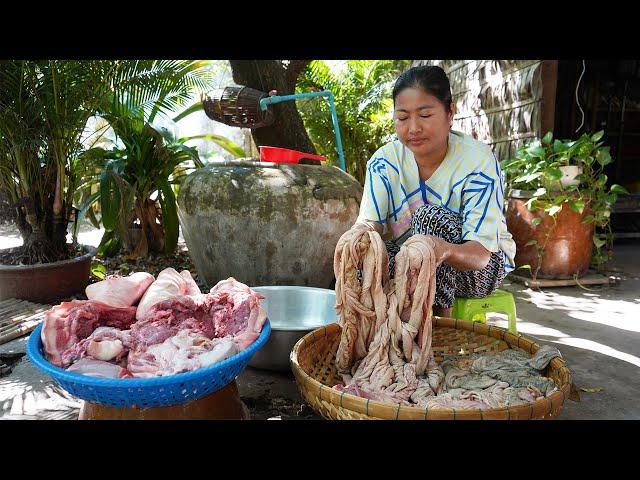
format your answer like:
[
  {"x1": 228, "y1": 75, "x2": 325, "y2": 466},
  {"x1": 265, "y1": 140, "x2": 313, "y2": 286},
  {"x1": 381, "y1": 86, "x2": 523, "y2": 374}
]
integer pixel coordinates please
[
  {"x1": 136, "y1": 268, "x2": 201, "y2": 320},
  {"x1": 41, "y1": 300, "x2": 137, "y2": 367},
  {"x1": 132, "y1": 276, "x2": 266, "y2": 351},
  {"x1": 41, "y1": 271, "x2": 267, "y2": 379},
  {"x1": 70, "y1": 327, "x2": 135, "y2": 363},
  {"x1": 208, "y1": 278, "x2": 267, "y2": 349},
  {"x1": 67, "y1": 358, "x2": 131, "y2": 378},
  {"x1": 127, "y1": 330, "x2": 238, "y2": 377},
  {"x1": 85, "y1": 272, "x2": 155, "y2": 307},
  {"x1": 131, "y1": 295, "x2": 204, "y2": 346}
]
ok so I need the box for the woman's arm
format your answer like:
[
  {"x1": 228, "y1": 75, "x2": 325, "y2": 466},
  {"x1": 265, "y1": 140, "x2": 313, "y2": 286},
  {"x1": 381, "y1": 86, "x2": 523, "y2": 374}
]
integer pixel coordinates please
[
  {"x1": 431, "y1": 236, "x2": 491, "y2": 271},
  {"x1": 349, "y1": 222, "x2": 489, "y2": 270}
]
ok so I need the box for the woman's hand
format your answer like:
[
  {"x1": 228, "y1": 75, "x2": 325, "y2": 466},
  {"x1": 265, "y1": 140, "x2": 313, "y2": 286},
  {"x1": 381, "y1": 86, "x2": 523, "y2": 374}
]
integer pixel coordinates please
[{"x1": 424, "y1": 235, "x2": 450, "y2": 266}]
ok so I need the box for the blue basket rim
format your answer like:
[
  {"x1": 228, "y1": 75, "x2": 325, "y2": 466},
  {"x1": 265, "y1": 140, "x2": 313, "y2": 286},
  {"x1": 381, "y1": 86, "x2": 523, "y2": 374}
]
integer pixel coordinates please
[{"x1": 26, "y1": 319, "x2": 271, "y2": 388}]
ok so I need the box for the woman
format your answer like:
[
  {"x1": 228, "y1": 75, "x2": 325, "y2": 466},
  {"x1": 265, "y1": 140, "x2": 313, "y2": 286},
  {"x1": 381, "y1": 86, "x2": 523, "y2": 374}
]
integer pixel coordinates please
[{"x1": 356, "y1": 65, "x2": 516, "y2": 317}]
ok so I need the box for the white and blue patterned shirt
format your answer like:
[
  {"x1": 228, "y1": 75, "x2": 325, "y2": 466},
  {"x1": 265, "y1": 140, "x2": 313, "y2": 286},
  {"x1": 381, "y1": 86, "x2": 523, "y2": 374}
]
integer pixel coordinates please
[{"x1": 357, "y1": 130, "x2": 516, "y2": 273}]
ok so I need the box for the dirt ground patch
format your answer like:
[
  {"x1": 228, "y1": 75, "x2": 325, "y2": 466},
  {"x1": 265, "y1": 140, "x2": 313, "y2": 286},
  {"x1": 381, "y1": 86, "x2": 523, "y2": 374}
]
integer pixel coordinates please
[{"x1": 242, "y1": 394, "x2": 319, "y2": 420}]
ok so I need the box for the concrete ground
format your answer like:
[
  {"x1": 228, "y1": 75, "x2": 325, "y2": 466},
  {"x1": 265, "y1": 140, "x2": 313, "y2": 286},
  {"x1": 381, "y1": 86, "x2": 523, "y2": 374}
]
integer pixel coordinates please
[
  {"x1": 498, "y1": 241, "x2": 640, "y2": 419},
  {"x1": 1, "y1": 222, "x2": 638, "y2": 420}
]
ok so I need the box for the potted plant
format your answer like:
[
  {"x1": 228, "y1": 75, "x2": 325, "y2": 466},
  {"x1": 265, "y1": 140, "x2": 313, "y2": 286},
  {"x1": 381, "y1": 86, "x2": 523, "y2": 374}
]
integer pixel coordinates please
[
  {"x1": 501, "y1": 131, "x2": 628, "y2": 280},
  {"x1": 74, "y1": 60, "x2": 243, "y2": 260},
  {"x1": 0, "y1": 60, "x2": 217, "y2": 301},
  {"x1": 0, "y1": 61, "x2": 120, "y2": 302},
  {"x1": 78, "y1": 112, "x2": 245, "y2": 259}
]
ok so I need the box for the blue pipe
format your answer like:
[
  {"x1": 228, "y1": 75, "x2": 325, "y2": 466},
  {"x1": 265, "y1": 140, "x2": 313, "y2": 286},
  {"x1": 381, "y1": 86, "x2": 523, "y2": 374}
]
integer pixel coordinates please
[{"x1": 259, "y1": 90, "x2": 346, "y2": 172}]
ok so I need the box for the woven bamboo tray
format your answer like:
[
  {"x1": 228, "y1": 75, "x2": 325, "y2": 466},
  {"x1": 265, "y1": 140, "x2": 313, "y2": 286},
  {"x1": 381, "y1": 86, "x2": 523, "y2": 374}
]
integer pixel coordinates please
[{"x1": 290, "y1": 318, "x2": 572, "y2": 420}]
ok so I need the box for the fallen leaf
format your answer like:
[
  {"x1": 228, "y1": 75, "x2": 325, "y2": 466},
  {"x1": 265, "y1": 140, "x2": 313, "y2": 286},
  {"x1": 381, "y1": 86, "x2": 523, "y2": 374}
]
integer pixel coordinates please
[
  {"x1": 580, "y1": 387, "x2": 603, "y2": 393},
  {"x1": 90, "y1": 262, "x2": 106, "y2": 280}
]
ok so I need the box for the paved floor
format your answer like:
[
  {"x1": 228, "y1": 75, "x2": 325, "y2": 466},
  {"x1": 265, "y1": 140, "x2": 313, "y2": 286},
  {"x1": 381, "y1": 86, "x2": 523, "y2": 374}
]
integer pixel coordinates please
[
  {"x1": 1, "y1": 222, "x2": 638, "y2": 420},
  {"x1": 498, "y1": 240, "x2": 640, "y2": 420}
]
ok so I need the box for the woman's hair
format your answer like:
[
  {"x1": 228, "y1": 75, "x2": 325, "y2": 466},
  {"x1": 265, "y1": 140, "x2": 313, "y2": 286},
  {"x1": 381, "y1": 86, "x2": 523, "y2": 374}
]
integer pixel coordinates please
[{"x1": 392, "y1": 65, "x2": 453, "y2": 113}]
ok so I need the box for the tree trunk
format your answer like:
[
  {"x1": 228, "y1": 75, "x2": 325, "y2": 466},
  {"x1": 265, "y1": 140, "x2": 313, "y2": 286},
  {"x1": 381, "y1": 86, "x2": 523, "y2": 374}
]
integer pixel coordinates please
[
  {"x1": 128, "y1": 197, "x2": 165, "y2": 258},
  {"x1": 13, "y1": 204, "x2": 32, "y2": 245},
  {"x1": 21, "y1": 200, "x2": 63, "y2": 264},
  {"x1": 229, "y1": 60, "x2": 316, "y2": 155},
  {"x1": 51, "y1": 163, "x2": 68, "y2": 250},
  {"x1": 51, "y1": 215, "x2": 69, "y2": 251}
]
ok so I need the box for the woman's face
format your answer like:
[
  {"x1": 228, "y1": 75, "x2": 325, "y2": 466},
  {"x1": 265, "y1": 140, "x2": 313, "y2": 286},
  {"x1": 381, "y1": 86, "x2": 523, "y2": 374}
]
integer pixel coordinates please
[{"x1": 393, "y1": 87, "x2": 454, "y2": 159}]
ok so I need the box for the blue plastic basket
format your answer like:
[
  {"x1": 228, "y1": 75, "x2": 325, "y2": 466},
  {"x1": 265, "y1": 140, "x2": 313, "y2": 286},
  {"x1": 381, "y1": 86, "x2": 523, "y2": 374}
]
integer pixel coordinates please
[{"x1": 26, "y1": 320, "x2": 270, "y2": 408}]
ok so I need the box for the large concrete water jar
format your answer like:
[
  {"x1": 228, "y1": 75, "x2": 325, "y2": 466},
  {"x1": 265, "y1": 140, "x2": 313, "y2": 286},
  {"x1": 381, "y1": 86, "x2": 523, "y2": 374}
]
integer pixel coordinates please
[{"x1": 177, "y1": 160, "x2": 363, "y2": 288}]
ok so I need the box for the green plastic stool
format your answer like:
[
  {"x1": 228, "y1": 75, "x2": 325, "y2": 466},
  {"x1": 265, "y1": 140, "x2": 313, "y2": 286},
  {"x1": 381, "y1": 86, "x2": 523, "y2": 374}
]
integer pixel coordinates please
[{"x1": 452, "y1": 289, "x2": 517, "y2": 334}]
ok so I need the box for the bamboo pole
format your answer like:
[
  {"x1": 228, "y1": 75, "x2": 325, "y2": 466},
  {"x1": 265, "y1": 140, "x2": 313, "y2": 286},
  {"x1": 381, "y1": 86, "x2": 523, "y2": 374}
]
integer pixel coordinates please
[
  {"x1": 0, "y1": 318, "x2": 44, "y2": 345},
  {"x1": 0, "y1": 312, "x2": 47, "y2": 333},
  {"x1": 0, "y1": 299, "x2": 50, "y2": 345},
  {"x1": 0, "y1": 308, "x2": 49, "y2": 328}
]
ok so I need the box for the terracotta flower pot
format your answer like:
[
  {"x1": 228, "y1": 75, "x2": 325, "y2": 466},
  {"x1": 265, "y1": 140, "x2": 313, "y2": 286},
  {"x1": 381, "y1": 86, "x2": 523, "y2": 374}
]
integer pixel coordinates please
[
  {"x1": 0, "y1": 245, "x2": 96, "y2": 303},
  {"x1": 505, "y1": 193, "x2": 594, "y2": 279}
]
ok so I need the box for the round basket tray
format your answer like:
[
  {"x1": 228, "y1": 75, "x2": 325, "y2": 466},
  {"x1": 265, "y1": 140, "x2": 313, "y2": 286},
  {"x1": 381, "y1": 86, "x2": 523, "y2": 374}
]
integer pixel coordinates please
[
  {"x1": 290, "y1": 318, "x2": 572, "y2": 420},
  {"x1": 26, "y1": 320, "x2": 270, "y2": 409}
]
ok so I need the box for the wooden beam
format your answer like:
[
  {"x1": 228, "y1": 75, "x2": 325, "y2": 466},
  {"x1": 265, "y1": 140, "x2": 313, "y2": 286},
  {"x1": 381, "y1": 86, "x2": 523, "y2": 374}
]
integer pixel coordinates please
[
  {"x1": 540, "y1": 60, "x2": 559, "y2": 136},
  {"x1": 509, "y1": 271, "x2": 616, "y2": 288}
]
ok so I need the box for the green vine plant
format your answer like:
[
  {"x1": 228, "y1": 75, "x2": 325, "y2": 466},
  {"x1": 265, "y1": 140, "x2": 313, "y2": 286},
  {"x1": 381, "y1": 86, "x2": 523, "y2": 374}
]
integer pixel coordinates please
[
  {"x1": 526, "y1": 214, "x2": 558, "y2": 282},
  {"x1": 501, "y1": 130, "x2": 629, "y2": 279}
]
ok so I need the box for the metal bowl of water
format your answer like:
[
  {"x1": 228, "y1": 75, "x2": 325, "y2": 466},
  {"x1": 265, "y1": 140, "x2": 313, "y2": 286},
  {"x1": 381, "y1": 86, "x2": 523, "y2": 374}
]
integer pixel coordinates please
[{"x1": 248, "y1": 286, "x2": 337, "y2": 372}]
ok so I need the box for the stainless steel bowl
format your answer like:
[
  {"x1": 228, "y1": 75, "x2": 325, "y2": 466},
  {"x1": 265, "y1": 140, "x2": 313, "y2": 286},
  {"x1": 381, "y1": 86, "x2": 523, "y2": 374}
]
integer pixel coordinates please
[{"x1": 248, "y1": 286, "x2": 337, "y2": 372}]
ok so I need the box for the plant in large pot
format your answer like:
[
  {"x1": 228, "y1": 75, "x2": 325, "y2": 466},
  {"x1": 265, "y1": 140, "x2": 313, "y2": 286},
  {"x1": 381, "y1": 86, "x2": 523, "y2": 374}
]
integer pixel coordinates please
[
  {"x1": 74, "y1": 61, "x2": 244, "y2": 260},
  {"x1": 79, "y1": 111, "x2": 204, "y2": 259},
  {"x1": 0, "y1": 60, "x2": 221, "y2": 301},
  {"x1": 501, "y1": 131, "x2": 628, "y2": 281},
  {"x1": 78, "y1": 112, "x2": 246, "y2": 259},
  {"x1": 0, "y1": 60, "x2": 120, "y2": 302}
]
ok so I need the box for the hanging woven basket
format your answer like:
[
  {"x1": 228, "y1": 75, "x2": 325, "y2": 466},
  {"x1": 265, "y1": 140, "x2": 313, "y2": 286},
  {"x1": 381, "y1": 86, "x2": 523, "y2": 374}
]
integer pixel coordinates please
[
  {"x1": 290, "y1": 318, "x2": 573, "y2": 420},
  {"x1": 202, "y1": 86, "x2": 274, "y2": 129}
]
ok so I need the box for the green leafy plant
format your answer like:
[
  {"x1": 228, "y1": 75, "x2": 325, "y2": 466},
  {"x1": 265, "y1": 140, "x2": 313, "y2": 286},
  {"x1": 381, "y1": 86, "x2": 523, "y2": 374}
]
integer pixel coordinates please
[
  {"x1": 0, "y1": 60, "x2": 232, "y2": 264},
  {"x1": 296, "y1": 60, "x2": 409, "y2": 184},
  {"x1": 501, "y1": 130, "x2": 629, "y2": 275},
  {"x1": 0, "y1": 60, "x2": 120, "y2": 264},
  {"x1": 90, "y1": 261, "x2": 107, "y2": 280},
  {"x1": 76, "y1": 110, "x2": 246, "y2": 258},
  {"x1": 73, "y1": 61, "x2": 246, "y2": 259},
  {"x1": 78, "y1": 116, "x2": 197, "y2": 258}
]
